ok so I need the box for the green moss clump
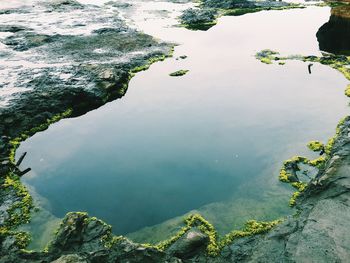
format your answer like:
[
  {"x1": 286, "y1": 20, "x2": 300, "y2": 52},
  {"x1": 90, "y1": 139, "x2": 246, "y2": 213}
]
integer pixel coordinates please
[
  {"x1": 284, "y1": 156, "x2": 309, "y2": 166},
  {"x1": 14, "y1": 232, "x2": 31, "y2": 248},
  {"x1": 279, "y1": 169, "x2": 290, "y2": 183},
  {"x1": 0, "y1": 228, "x2": 31, "y2": 249},
  {"x1": 307, "y1": 140, "x2": 324, "y2": 152},
  {"x1": 345, "y1": 84, "x2": 350, "y2": 97},
  {"x1": 291, "y1": 182, "x2": 307, "y2": 192},
  {"x1": 309, "y1": 156, "x2": 326, "y2": 169},
  {"x1": 289, "y1": 191, "x2": 300, "y2": 207},
  {"x1": 169, "y1": 70, "x2": 189, "y2": 77}
]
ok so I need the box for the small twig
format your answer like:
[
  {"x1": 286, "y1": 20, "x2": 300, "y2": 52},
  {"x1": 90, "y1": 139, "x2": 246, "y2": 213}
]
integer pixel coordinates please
[
  {"x1": 308, "y1": 63, "x2": 313, "y2": 74},
  {"x1": 16, "y1": 152, "x2": 27, "y2": 166},
  {"x1": 18, "y1": 168, "x2": 31, "y2": 176}
]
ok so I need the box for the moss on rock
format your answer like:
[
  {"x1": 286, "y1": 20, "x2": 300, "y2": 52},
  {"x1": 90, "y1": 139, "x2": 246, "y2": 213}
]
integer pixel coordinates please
[{"x1": 169, "y1": 69, "x2": 189, "y2": 77}]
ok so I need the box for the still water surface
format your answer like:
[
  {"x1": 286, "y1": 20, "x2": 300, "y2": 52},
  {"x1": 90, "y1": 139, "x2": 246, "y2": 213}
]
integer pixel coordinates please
[{"x1": 16, "y1": 3, "x2": 350, "y2": 245}]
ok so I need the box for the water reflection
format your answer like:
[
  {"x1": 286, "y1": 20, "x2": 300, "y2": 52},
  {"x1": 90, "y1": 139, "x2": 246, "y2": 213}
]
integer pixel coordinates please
[{"x1": 317, "y1": 4, "x2": 350, "y2": 55}]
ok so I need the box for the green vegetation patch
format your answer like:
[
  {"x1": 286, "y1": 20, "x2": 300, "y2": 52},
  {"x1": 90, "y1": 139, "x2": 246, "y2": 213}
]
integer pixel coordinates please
[{"x1": 345, "y1": 84, "x2": 350, "y2": 97}]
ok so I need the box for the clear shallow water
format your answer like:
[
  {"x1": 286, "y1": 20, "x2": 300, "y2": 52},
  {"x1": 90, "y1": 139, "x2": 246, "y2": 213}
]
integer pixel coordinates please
[{"x1": 16, "y1": 4, "x2": 350, "y2": 246}]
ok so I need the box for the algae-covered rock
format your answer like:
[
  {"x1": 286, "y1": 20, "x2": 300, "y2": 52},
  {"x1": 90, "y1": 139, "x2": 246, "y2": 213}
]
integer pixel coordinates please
[{"x1": 169, "y1": 69, "x2": 189, "y2": 76}]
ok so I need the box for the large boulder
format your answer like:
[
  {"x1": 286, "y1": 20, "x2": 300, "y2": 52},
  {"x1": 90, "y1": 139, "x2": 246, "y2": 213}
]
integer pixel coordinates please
[
  {"x1": 167, "y1": 229, "x2": 209, "y2": 259},
  {"x1": 47, "y1": 212, "x2": 111, "y2": 255}
]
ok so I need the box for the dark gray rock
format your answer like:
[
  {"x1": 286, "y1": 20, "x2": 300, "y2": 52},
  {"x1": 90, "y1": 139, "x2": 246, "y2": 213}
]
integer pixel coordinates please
[
  {"x1": 180, "y1": 8, "x2": 217, "y2": 29},
  {"x1": 167, "y1": 229, "x2": 209, "y2": 259},
  {"x1": 47, "y1": 212, "x2": 110, "y2": 255}
]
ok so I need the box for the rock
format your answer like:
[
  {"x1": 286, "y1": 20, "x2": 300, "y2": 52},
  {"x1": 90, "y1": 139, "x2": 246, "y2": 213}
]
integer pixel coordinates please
[
  {"x1": 51, "y1": 254, "x2": 87, "y2": 263},
  {"x1": 47, "y1": 212, "x2": 111, "y2": 255},
  {"x1": 317, "y1": 5, "x2": 350, "y2": 56},
  {"x1": 0, "y1": 25, "x2": 28, "y2": 33},
  {"x1": 3, "y1": 32, "x2": 57, "y2": 51},
  {"x1": 167, "y1": 229, "x2": 209, "y2": 259},
  {"x1": 180, "y1": 8, "x2": 217, "y2": 29},
  {"x1": 99, "y1": 69, "x2": 115, "y2": 80},
  {"x1": 47, "y1": 0, "x2": 83, "y2": 11},
  {"x1": 93, "y1": 27, "x2": 129, "y2": 35},
  {"x1": 106, "y1": 238, "x2": 176, "y2": 263}
]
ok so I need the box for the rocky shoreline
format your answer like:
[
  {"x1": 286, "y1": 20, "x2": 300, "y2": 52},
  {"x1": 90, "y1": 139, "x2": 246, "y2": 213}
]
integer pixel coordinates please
[
  {"x1": 0, "y1": 0, "x2": 174, "y2": 260},
  {"x1": 1, "y1": 0, "x2": 350, "y2": 262}
]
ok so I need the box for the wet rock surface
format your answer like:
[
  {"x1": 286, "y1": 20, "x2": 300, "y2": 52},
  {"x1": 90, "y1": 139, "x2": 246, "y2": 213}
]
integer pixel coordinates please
[
  {"x1": 180, "y1": 0, "x2": 300, "y2": 30},
  {"x1": 0, "y1": 0, "x2": 171, "y2": 141}
]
